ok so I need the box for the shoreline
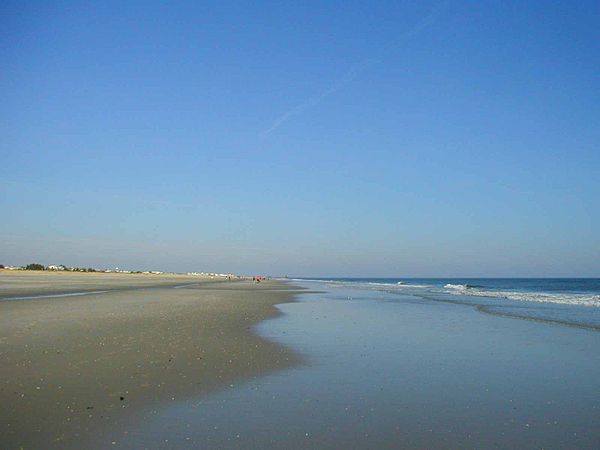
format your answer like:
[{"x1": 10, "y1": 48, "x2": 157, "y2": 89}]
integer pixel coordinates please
[
  {"x1": 0, "y1": 272, "x2": 304, "y2": 449},
  {"x1": 418, "y1": 293, "x2": 600, "y2": 332},
  {"x1": 118, "y1": 280, "x2": 600, "y2": 449},
  {"x1": 285, "y1": 277, "x2": 600, "y2": 331}
]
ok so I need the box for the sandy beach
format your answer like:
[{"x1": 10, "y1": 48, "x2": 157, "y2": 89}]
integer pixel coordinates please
[
  {"x1": 3, "y1": 272, "x2": 599, "y2": 449},
  {"x1": 0, "y1": 271, "x2": 302, "y2": 449},
  {"x1": 0, "y1": 270, "x2": 230, "y2": 299}
]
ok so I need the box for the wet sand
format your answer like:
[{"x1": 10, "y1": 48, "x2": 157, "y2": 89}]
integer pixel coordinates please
[
  {"x1": 0, "y1": 272, "x2": 302, "y2": 449},
  {"x1": 118, "y1": 282, "x2": 600, "y2": 449}
]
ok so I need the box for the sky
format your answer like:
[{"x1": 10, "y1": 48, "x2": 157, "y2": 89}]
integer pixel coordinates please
[{"x1": 1, "y1": 1, "x2": 599, "y2": 277}]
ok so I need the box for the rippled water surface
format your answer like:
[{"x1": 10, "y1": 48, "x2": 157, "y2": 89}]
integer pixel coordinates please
[{"x1": 291, "y1": 278, "x2": 600, "y2": 329}]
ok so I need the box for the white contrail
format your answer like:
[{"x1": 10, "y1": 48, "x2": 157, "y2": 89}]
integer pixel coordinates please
[
  {"x1": 260, "y1": 2, "x2": 449, "y2": 139},
  {"x1": 260, "y1": 58, "x2": 379, "y2": 138}
]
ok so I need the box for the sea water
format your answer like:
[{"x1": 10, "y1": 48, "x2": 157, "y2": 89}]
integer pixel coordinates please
[
  {"x1": 111, "y1": 279, "x2": 600, "y2": 449},
  {"x1": 290, "y1": 278, "x2": 600, "y2": 330}
]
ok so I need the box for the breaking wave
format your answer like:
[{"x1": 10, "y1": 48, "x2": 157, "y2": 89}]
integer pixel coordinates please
[{"x1": 444, "y1": 285, "x2": 600, "y2": 307}]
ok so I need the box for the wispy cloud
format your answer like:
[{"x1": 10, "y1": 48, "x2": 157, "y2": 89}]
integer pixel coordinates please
[{"x1": 260, "y1": 1, "x2": 450, "y2": 139}]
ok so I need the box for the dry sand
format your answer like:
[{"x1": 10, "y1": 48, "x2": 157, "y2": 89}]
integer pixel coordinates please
[
  {"x1": 0, "y1": 270, "x2": 226, "y2": 298},
  {"x1": 0, "y1": 271, "x2": 302, "y2": 449}
]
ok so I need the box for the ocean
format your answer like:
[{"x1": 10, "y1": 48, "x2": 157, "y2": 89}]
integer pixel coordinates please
[{"x1": 289, "y1": 278, "x2": 600, "y2": 330}]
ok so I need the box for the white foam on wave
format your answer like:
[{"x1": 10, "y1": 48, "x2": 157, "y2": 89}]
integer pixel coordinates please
[
  {"x1": 444, "y1": 285, "x2": 600, "y2": 308},
  {"x1": 292, "y1": 279, "x2": 600, "y2": 308},
  {"x1": 444, "y1": 283, "x2": 469, "y2": 291}
]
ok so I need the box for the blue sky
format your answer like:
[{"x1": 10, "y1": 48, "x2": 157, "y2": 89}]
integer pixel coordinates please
[{"x1": 1, "y1": 1, "x2": 599, "y2": 276}]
